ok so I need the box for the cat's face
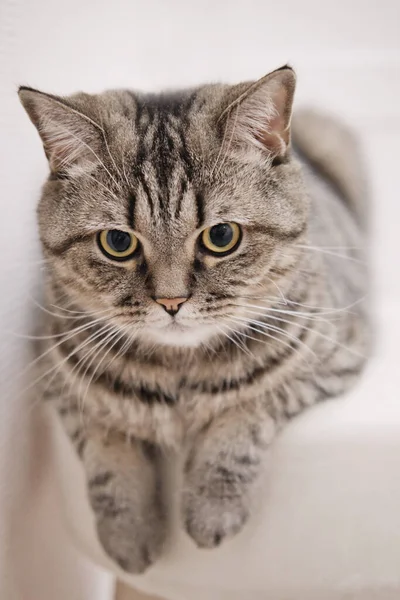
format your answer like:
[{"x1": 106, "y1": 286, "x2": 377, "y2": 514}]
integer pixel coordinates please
[{"x1": 20, "y1": 67, "x2": 309, "y2": 348}]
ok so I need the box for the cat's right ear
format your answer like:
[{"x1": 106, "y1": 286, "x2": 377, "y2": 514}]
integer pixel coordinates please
[
  {"x1": 217, "y1": 66, "x2": 296, "y2": 161},
  {"x1": 18, "y1": 87, "x2": 103, "y2": 176}
]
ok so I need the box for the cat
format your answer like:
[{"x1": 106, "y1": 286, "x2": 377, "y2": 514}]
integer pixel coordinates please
[{"x1": 19, "y1": 65, "x2": 369, "y2": 574}]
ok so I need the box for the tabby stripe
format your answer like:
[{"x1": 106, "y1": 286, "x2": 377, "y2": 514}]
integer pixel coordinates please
[
  {"x1": 232, "y1": 453, "x2": 261, "y2": 466},
  {"x1": 138, "y1": 175, "x2": 154, "y2": 216},
  {"x1": 190, "y1": 323, "x2": 310, "y2": 394},
  {"x1": 58, "y1": 403, "x2": 78, "y2": 416},
  {"x1": 175, "y1": 177, "x2": 187, "y2": 218},
  {"x1": 56, "y1": 338, "x2": 177, "y2": 404},
  {"x1": 76, "y1": 438, "x2": 86, "y2": 457},
  {"x1": 91, "y1": 492, "x2": 126, "y2": 517},
  {"x1": 154, "y1": 116, "x2": 170, "y2": 208},
  {"x1": 89, "y1": 472, "x2": 114, "y2": 487},
  {"x1": 250, "y1": 221, "x2": 307, "y2": 241},
  {"x1": 137, "y1": 257, "x2": 149, "y2": 278},
  {"x1": 116, "y1": 294, "x2": 141, "y2": 307},
  {"x1": 42, "y1": 234, "x2": 91, "y2": 257},
  {"x1": 215, "y1": 465, "x2": 257, "y2": 485},
  {"x1": 110, "y1": 377, "x2": 177, "y2": 405},
  {"x1": 177, "y1": 128, "x2": 194, "y2": 181},
  {"x1": 133, "y1": 94, "x2": 144, "y2": 130},
  {"x1": 195, "y1": 191, "x2": 205, "y2": 227},
  {"x1": 68, "y1": 427, "x2": 87, "y2": 457},
  {"x1": 127, "y1": 192, "x2": 136, "y2": 228}
]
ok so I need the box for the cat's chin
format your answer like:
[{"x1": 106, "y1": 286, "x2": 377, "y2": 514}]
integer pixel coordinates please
[{"x1": 140, "y1": 323, "x2": 218, "y2": 348}]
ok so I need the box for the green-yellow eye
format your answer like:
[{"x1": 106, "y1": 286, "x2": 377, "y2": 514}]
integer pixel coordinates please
[
  {"x1": 201, "y1": 222, "x2": 241, "y2": 255},
  {"x1": 98, "y1": 229, "x2": 138, "y2": 261}
]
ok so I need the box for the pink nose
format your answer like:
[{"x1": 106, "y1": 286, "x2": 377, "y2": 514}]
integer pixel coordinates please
[{"x1": 155, "y1": 297, "x2": 188, "y2": 315}]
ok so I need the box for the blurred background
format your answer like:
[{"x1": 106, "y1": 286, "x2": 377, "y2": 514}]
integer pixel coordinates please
[{"x1": 1, "y1": 1, "x2": 399, "y2": 599}]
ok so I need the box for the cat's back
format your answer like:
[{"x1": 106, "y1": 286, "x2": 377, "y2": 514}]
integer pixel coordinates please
[{"x1": 292, "y1": 109, "x2": 369, "y2": 311}]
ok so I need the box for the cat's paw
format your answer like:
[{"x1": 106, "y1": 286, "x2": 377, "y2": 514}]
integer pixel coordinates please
[
  {"x1": 91, "y1": 492, "x2": 165, "y2": 574},
  {"x1": 182, "y1": 485, "x2": 249, "y2": 549}
]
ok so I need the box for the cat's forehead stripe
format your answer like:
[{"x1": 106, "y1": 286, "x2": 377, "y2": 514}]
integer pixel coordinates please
[{"x1": 131, "y1": 92, "x2": 198, "y2": 222}]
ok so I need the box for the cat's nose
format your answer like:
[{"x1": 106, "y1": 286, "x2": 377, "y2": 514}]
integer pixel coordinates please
[{"x1": 154, "y1": 297, "x2": 189, "y2": 316}]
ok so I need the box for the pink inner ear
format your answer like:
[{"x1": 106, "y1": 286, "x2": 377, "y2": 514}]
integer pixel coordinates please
[
  {"x1": 260, "y1": 84, "x2": 291, "y2": 154},
  {"x1": 256, "y1": 113, "x2": 289, "y2": 155},
  {"x1": 39, "y1": 115, "x2": 95, "y2": 173}
]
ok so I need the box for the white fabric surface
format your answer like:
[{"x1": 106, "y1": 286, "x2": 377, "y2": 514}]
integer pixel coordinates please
[{"x1": 1, "y1": 1, "x2": 399, "y2": 599}]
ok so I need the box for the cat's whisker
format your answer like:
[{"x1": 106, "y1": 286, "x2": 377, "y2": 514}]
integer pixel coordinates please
[
  {"x1": 19, "y1": 317, "x2": 111, "y2": 379},
  {"x1": 40, "y1": 322, "x2": 115, "y2": 397},
  {"x1": 81, "y1": 325, "x2": 128, "y2": 388},
  {"x1": 79, "y1": 323, "x2": 134, "y2": 414},
  {"x1": 235, "y1": 309, "x2": 330, "y2": 342},
  {"x1": 200, "y1": 338, "x2": 219, "y2": 358},
  {"x1": 295, "y1": 245, "x2": 363, "y2": 251},
  {"x1": 217, "y1": 323, "x2": 256, "y2": 360},
  {"x1": 231, "y1": 315, "x2": 318, "y2": 361},
  {"x1": 235, "y1": 300, "x2": 350, "y2": 319},
  {"x1": 27, "y1": 346, "x2": 103, "y2": 424},
  {"x1": 295, "y1": 244, "x2": 366, "y2": 264},
  {"x1": 77, "y1": 327, "x2": 128, "y2": 422},
  {"x1": 234, "y1": 311, "x2": 365, "y2": 360},
  {"x1": 9, "y1": 310, "x2": 111, "y2": 341},
  {"x1": 228, "y1": 318, "x2": 312, "y2": 364},
  {"x1": 23, "y1": 323, "x2": 115, "y2": 414},
  {"x1": 221, "y1": 324, "x2": 264, "y2": 349},
  {"x1": 28, "y1": 293, "x2": 114, "y2": 322},
  {"x1": 235, "y1": 303, "x2": 335, "y2": 327},
  {"x1": 286, "y1": 295, "x2": 367, "y2": 313},
  {"x1": 215, "y1": 324, "x2": 254, "y2": 360},
  {"x1": 62, "y1": 324, "x2": 121, "y2": 399},
  {"x1": 105, "y1": 326, "x2": 135, "y2": 367},
  {"x1": 7, "y1": 304, "x2": 112, "y2": 340},
  {"x1": 236, "y1": 302, "x2": 322, "y2": 319},
  {"x1": 236, "y1": 294, "x2": 366, "y2": 318},
  {"x1": 49, "y1": 303, "x2": 113, "y2": 317},
  {"x1": 261, "y1": 275, "x2": 288, "y2": 304}
]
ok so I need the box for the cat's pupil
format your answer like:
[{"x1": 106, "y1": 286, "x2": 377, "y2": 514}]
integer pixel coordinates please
[
  {"x1": 107, "y1": 230, "x2": 131, "y2": 252},
  {"x1": 209, "y1": 223, "x2": 233, "y2": 247}
]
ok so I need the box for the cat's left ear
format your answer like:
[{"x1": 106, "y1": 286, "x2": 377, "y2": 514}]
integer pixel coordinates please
[
  {"x1": 18, "y1": 86, "x2": 103, "y2": 175},
  {"x1": 220, "y1": 66, "x2": 296, "y2": 159}
]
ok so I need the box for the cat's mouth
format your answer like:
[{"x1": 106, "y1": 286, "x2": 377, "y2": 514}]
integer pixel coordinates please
[{"x1": 142, "y1": 319, "x2": 219, "y2": 348}]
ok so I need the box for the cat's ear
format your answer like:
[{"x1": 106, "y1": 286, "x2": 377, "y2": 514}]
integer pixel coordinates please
[
  {"x1": 220, "y1": 66, "x2": 296, "y2": 159},
  {"x1": 18, "y1": 87, "x2": 103, "y2": 175}
]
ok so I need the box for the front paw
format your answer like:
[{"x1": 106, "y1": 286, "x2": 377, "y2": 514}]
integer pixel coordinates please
[
  {"x1": 91, "y1": 492, "x2": 165, "y2": 574},
  {"x1": 182, "y1": 483, "x2": 249, "y2": 549}
]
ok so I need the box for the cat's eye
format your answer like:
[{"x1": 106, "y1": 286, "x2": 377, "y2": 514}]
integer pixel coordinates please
[
  {"x1": 97, "y1": 229, "x2": 138, "y2": 261},
  {"x1": 201, "y1": 222, "x2": 241, "y2": 255}
]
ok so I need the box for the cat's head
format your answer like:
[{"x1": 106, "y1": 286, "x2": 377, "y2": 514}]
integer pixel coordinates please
[{"x1": 19, "y1": 66, "x2": 308, "y2": 348}]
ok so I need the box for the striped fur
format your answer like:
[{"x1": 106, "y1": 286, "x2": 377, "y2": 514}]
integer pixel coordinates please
[{"x1": 20, "y1": 67, "x2": 369, "y2": 572}]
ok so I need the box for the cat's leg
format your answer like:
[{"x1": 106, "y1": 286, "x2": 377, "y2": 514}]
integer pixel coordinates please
[
  {"x1": 182, "y1": 404, "x2": 275, "y2": 548},
  {"x1": 57, "y1": 403, "x2": 166, "y2": 574}
]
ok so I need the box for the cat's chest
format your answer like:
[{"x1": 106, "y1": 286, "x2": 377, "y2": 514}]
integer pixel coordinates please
[{"x1": 85, "y1": 360, "x2": 259, "y2": 449}]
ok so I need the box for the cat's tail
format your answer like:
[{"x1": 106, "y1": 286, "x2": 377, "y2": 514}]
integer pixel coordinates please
[{"x1": 291, "y1": 108, "x2": 368, "y2": 230}]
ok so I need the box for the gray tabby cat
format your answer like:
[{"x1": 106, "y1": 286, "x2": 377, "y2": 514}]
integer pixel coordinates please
[{"x1": 19, "y1": 66, "x2": 369, "y2": 574}]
